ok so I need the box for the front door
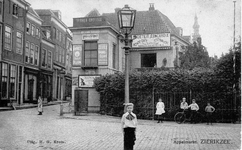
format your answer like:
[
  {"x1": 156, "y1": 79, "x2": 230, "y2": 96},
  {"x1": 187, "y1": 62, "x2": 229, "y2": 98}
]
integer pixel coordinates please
[
  {"x1": 28, "y1": 79, "x2": 34, "y2": 102},
  {"x1": 74, "y1": 90, "x2": 88, "y2": 115}
]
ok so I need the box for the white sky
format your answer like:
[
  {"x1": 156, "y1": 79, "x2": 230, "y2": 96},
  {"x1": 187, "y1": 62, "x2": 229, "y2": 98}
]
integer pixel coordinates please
[{"x1": 26, "y1": 0, "x2": 241, "y2": 57}]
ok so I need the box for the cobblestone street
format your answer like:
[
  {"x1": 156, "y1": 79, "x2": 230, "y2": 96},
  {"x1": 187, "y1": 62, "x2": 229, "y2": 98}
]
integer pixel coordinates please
[{"x1": 0, "y1": 104, "x2": 240, "y2": 150}]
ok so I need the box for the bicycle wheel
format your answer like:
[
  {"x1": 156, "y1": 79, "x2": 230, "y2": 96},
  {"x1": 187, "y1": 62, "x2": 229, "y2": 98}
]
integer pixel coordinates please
[{"x1": 174, "y1": 112, "x2": 186, "y2": 124}]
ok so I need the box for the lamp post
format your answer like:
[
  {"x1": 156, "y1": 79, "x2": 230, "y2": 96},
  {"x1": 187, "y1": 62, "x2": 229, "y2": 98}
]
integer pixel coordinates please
[{"x1": 117, "y1": 5, "x2": 136, "y2": 105}]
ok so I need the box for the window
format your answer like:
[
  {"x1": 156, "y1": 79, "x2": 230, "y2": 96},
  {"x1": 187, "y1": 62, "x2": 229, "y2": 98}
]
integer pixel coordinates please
[
  {"x1": 5, "y1": 26, "x2": 12, "y2": 50},
  {"x1": 30, "y1": 44, "x2": 34, "y2": 64},
  {"x1": 113, "y1": 44, "x2": 116, "y2": 69},
  {"x1": 56, "y1": 29, "x2": 59, "y2": 41},
  {"x1": 16, "y1": 31, "x2": 23, "y2": 54},
  {"x1": 53, "y1": 27, "x2": 56, "y2": 39},
  {"x1": 12, "y1": 4, "x2": 18, "y2": 16},
  {"x1": 62, "y1": 34, "x2": 65, "y2": 45},
  {"x1": 66, "y1": 54, "x2": 69, "y2": 67},
  {"x1": 36, "y1": 28, "x2": 40, "y2": 38},
  {"x1": 0, "y1": 1, "x2": 3, "y2": 15},
  {"x1": 46, "y1": 30, "x2": 51, "y2": 39},
  {"x1": 10, "y1": 65, "x2": 16, "y2": 98},
  {"x1": 141, "y1": 53, "x2": 157, "y2": 67},
  {"x1": 2, "y1": 63, "x2": 8, "y2": 98},
  {"x1": 41, "y1": 49, "x2": 47, "y2": 67},
  {"x1": 31, "y1": 25, "x2": 35, "y2": 36},
  {"x1": 26, "y1": 23, "x2": 30, "y2": 34},
  {"x1": 84, "y1": 41, "x2": 98, "y2": 66},
  {"x1": 62, "y1": 49, "x2": 64, "y2": 63},
  {"x1": 47, "y1": 51, "x2": 52, "y2": 69},
  {"x1": 35, "y1": 45, "x2": 39, "y2": 65},
  {"x1": 25, "y1": 42, "x2": 30, "y2": 63},
  {"x1": 56, "y1": 46, "x2": 58, "y2": 61},
  {"x1": 59, "y1": 47, "x2": 62, "y2": 63},
  {"x1": 59, "y1": 32, "x2": 62, "y2": 42}
]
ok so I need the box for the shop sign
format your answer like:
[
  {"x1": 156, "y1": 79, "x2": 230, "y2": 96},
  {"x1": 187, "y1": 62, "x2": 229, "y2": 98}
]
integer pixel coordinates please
[
  {"x1": 82, "y1": 34, "x2": 99, "y2": 40},
  {"x1": 98, "y1": 43, "x2": 108, "y2": 65},
  {"x1": 73, "y1": 45, "x2": 82, "y2": 66},
  {"x1": 132, "y1": 33, "x2": 170, "y2": 47},
  {"x1": 78, "y1": 75, "x2": 100, "y2": 87}
]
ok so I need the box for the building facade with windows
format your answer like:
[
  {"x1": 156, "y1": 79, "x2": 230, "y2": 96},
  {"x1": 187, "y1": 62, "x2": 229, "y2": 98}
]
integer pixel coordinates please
[
  {"x1": 70, "y1": 9, "x2": 124, "y2": 113},
  {"x1": 104, "y1": 4, "x2": 190, "y2": 70},
  {"x1": 0, "y1": 0, "x2": 30, "y2": 106},
  {"x1": 35, "y1": 9, "x2": 72, "y2": 101},
  {"x1": 70, "y1": 4, "x2": 191, "y2": 113},
  {"x1": 24, "y1": 7, "x2": 42, "y2": 104},
  {"x1": 39, "y1": 35, "x2": 55, "y2": 102},
  {"x1": 65, "y1": 30, "x2": 72, "y2": 100}
]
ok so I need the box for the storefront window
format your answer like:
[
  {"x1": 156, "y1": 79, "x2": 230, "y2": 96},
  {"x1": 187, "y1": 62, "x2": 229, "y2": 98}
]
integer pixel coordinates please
[
  {"x1": 2, "y1": 63, "x2": 8, "y2": 98},
  {"x1": 10, "y1": 65, "x2": 16, "y2": 98},
  {"x1": 84, "y1": 41, "x2": 98, "y2": 66},
  {"x1": 141, "y1": 53, "x2": 157, "y2": 68}
]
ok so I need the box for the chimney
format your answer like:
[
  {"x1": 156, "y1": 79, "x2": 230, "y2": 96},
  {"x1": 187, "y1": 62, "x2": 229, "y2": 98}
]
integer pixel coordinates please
[
  {"x1": 177, "y1": 27, "x2": 183, "y2": 36},
  {"x1": 115, "y1": 8, "x2": 121, "y2": 13},
  {"x1": 52, "y1": 10, "x2": 62, "y2": 20},
  {"x1": 149, "y1": 3, "x2": 155, "y2": 11}
]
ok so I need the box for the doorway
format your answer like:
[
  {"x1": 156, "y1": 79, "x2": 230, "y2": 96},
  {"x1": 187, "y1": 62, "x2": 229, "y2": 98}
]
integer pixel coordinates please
[{"x1": 74, "y1": 90, "x2": 88, "y2": 115}]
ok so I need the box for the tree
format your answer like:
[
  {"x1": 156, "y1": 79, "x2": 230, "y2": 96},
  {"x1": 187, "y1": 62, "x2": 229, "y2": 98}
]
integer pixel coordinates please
[
  {"x1": 215, "y1": 41, "x2": 241, "y2": 93},
  {"x1": 179, "y1": 42, "x2": 210, "y2": 70}
]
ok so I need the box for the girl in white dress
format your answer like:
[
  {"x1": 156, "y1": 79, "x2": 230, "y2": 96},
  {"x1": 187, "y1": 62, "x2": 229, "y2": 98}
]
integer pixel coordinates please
[{"x1": 155, "y1": 98, "x2": 165, "y2": 123}]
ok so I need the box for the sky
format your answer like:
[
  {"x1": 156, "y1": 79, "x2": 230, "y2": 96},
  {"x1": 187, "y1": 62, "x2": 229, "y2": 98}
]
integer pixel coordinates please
[{"x1": 26, "y1": 0, "x2": 241, "y2": 57}]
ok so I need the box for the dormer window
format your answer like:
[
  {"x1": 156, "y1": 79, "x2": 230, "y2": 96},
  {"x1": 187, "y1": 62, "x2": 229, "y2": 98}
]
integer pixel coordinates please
[{"x1": 13, "y1": 4, "x2": 18, "y2": 16}]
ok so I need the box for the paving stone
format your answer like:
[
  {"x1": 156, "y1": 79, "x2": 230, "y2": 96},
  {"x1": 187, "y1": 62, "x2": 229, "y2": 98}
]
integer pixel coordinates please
[{"x1": 0, "y1": 104, "x2": 240, "y2": 150}]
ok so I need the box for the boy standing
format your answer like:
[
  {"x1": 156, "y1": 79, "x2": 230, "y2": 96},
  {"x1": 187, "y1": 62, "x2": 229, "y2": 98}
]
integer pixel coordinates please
[
  {"x1": 121, "y1": 103, "x2": 138, "y2": 150},
  {"x1": 205, "y1": 102, "x2": 215, "y2": 125},
  {"x1": 188, "y1": 99, "x2": 199, "y2": 123}
]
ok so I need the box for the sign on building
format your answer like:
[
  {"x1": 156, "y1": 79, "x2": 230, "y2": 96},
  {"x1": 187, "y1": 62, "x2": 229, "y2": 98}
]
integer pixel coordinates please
[
  {"x1": 82, "y1": 34, "x2": 99, "y2": 40},
  {"x1": 132, "y1": 33, "x2": 170, "y2": 47},
  {"x1": 73, "y1": 45, "x2": 82, "y2": 66},
  {"x1": 78, "y1": 75, "x2": 100, "y2": 87},
  {"x1": 98, "y1": 43, "x2": 108, "y2": 66}
]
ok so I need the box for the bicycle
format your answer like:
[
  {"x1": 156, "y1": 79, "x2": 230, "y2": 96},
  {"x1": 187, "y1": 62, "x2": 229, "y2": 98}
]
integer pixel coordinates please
[
  {"x1": 174, "y1": 109, "x2": 204, "y2": 124},
  {"x1": 174, "y1": 109, "x2": 189, "y2": 124}
]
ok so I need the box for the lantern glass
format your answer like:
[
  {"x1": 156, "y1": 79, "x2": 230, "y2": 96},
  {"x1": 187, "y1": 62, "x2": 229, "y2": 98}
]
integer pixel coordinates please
[{"x1": 118, "y1": 5, "x2": 136, "y2": 29}]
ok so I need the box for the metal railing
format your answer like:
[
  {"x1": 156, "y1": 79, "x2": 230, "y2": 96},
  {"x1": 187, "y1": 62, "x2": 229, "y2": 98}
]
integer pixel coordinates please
[{"x1": 101, "y1": 91, "x2": 241, "y2": 123}]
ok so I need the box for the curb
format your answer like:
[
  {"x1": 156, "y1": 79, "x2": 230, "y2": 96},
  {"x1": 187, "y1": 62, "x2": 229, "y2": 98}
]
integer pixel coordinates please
[{"x1": 0, "y1": 101, "x2": 68, "y2": 111}]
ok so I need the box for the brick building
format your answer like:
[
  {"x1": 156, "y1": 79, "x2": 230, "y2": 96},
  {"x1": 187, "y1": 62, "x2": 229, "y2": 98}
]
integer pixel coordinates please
[
  {"x1": 0, "y1": 0, "x2": 72, "y2": 107},
  {"x1": 35, "y1": 9, "x2": 72, "y2": 101},
  {"x1": 0, "y1": 0, "x2": 30, "y2": 106},
  {"x1": 24, "y1": 7, "x2": 42, "y2": 103}
]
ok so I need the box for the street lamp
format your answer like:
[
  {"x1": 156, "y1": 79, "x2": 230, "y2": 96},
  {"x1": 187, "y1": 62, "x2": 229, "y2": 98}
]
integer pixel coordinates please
[{"x1": 117, "y1": 5, "x2": 136, "y2": 105}]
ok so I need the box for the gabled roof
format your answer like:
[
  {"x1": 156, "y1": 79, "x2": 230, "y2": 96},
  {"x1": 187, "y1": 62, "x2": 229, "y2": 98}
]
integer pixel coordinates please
[
  {"x1": 29, "y1": 7, "x2": 40, "y2": 18},
  {"x1": 35, "y1": 9, "x2": 68, "y2": 29},
  {"x1": 85, "y1": 9, "x2": 101, "y2": 17},
  {"x1": 103, "y1": 9, "x2": 189, "y2": 44},
  {"x1": 103, "y1": 10, "x2": 179, "y2": 35}
]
